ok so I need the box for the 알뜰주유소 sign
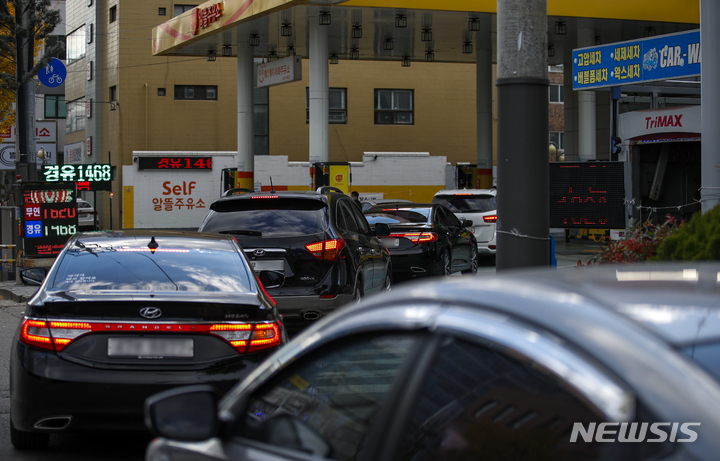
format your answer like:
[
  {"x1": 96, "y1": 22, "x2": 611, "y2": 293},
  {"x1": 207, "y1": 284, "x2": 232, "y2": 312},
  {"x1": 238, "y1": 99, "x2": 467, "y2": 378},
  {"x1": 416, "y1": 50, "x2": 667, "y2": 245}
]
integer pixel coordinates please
[{"x1": 573, "y1": 29, "x2": 700, "y2": 90}]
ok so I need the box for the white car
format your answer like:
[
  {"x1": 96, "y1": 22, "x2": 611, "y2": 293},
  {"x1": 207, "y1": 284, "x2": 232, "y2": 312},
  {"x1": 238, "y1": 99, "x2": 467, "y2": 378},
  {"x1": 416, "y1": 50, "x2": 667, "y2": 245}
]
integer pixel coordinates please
[
  {"x1": 77, "y1": 199, "x2": 95, "y2": 230},
  {"x1": 432, "y1": 188, "x2": 496, "y2": 257}
]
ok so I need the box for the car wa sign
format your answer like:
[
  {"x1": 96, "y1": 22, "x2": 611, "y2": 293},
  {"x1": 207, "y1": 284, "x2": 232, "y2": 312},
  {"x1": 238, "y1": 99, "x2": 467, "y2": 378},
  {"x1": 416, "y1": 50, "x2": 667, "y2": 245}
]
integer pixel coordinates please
[{"x1": 256, "y1": 56, "x2": 302, "y2": 89}]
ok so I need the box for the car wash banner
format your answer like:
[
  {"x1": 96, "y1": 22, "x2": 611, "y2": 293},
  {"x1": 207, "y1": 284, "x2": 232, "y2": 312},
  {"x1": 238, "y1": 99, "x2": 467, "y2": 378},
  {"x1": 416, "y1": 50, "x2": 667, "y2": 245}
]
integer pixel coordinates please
[{"x1": 573, "y1": 29, "x2": 700, "y2": 90}]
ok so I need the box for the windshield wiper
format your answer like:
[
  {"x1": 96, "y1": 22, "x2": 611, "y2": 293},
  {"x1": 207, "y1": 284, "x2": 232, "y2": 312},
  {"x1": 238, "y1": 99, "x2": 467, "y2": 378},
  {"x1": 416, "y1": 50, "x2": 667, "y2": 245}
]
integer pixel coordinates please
[{"x1": 218, "y1": 230, "x2": 262, "y2": 236}]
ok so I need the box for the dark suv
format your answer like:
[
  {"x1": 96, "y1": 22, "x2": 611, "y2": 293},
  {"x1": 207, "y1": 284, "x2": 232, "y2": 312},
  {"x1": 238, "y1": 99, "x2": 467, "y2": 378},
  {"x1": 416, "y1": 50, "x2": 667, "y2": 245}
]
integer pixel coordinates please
[{"x1": 198, "y1": 189, "x2": 392, "y2": 333}]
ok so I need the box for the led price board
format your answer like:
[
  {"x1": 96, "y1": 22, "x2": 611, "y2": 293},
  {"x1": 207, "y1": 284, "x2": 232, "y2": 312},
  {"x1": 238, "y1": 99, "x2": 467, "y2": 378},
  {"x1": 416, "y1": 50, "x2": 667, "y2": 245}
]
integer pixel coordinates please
[
  {"x1": 549, "y1": 162, "x2": 627, "y2": 229},
  {"x1": 41, "y1": 164, "x2": 113, "y2": 191},
  {"x1": 22, "y1": 182, "x2": 78, "y2": 257},
  {"x1": 138, "y1": 156, "x2": 212, "y2": 170}
]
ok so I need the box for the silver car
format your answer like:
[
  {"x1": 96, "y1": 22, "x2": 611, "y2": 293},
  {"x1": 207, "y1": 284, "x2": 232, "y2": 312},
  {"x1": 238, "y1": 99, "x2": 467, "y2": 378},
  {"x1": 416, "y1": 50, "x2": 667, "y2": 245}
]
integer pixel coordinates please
[{"x1": 145, "y1": 263, "x2": 720, "y2": 461}]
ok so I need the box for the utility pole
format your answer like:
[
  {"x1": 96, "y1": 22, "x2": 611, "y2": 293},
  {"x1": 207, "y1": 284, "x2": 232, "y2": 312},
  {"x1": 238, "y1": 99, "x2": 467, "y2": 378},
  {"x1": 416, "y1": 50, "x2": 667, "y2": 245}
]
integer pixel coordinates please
[
  {"x1": 14, "y1": 0, "x2": 37, "y2": 183},
  {"x1": 701, "y1": 0, "x2": 720, "y2": 213},
  {"x1": 496, "y1": 0, "x2": 550, "y2": 269}
]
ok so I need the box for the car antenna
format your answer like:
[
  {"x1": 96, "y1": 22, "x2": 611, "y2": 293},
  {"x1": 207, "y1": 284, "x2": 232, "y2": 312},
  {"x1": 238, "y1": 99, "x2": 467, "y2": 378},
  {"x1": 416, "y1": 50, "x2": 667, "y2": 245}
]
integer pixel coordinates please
[
  {"x1": 148, "y1": 236, "x2": 159, "y2": 254},
  {"x1": 269, "y1": 177, "x2": 275, "y2": 193}
]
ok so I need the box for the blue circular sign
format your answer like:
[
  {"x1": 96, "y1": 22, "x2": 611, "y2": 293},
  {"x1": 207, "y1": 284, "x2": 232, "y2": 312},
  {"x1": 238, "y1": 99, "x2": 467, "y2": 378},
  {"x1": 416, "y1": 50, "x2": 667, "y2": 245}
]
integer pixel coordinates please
[{"x1": 38, "y1": 58, "x2": 66, "y2": 88}]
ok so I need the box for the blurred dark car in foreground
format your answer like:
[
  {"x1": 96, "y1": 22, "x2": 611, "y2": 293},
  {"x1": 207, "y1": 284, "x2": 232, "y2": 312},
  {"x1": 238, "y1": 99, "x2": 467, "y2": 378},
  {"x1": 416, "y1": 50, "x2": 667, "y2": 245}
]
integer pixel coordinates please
[
  {"x1": 198, "y1": 190, "x2": 392, "y2": 334},
  {"x1": 364, "y1": 202, "x2": 477, "y2": 280},
  {"x1": 10, "y1": 230, "x2": 285, "y2": 450},
  {"x1": 146, "y1": 263, "x2": 720, "y2": 461}
]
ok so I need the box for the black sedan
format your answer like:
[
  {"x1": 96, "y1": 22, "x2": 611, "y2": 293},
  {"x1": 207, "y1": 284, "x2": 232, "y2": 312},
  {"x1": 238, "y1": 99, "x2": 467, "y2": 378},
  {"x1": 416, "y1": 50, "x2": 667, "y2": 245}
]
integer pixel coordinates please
[
  {"x1": 145, "y1": 263, "x2": 720, "y2": 461},
  {"x1": 364, "y1": 202, "x2": 477, "y2": 279},
  {"x1": 9, "y1": 230, "x2": 285, "y2": 450}
]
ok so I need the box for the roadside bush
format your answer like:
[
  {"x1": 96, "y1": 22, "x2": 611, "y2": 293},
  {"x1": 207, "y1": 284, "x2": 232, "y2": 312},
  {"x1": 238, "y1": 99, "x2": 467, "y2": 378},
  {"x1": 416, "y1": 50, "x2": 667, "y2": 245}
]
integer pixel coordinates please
[
  {"x1": 653, "y1": 204, "x2": 720, "y2": 261},
  {"x1": 589, "y1": 215, "x2": 681, "y2": 264}
]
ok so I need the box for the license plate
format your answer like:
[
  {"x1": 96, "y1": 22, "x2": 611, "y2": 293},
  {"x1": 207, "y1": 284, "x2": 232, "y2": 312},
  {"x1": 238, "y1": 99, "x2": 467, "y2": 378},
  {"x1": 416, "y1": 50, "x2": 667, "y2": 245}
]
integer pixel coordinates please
[
  {"x1": 250, "y1": 259, "x2": 285, "y2": 271},
  {"x1": 107, "y1": 338, "x2": 194, "y2": 358},
  {"x1": 381, "y1": 238, "x2": 399, "y2": 248}
]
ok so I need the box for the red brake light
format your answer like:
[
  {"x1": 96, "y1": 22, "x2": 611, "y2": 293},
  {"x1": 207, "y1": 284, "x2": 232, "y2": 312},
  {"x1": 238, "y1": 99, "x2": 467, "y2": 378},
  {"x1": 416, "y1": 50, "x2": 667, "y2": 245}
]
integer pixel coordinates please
[
  {"x1": 483, "y1": 215, "x2": 498, "y2": 223},
  {"x1": 251, "y1": 195, "x2": 278, "y2": 199},
  {"x1": 20, "y1": 318, "x2": 92, "y2": 352},
  {"x1": 247, "y1": 323, "x2": 281, "y2": 353},
  {"x1": 389, "y1": 232, "x2": 438, "y2": 244},
  {"x1": 256, "y1": 276, "x2": 276, "y2": 306},
  {"x1": 305, "y1": 239, "x2": 346, "y2": 261},
  {"x1": 454, "y1": 193, "x2": 473, "y2": 196}
]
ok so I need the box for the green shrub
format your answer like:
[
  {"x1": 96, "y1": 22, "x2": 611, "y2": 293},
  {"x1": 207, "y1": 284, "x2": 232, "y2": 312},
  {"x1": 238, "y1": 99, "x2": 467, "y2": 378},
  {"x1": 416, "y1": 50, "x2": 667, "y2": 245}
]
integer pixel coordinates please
[{"x1": 654, "y1": 205, "x2": 720, "y2": 261}]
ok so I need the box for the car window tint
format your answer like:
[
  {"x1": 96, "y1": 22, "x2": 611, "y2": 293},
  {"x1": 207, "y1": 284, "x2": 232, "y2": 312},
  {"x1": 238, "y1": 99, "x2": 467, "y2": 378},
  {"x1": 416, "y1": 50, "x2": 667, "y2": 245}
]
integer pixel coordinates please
[
  {"x1": 397, "y1": 337, "x2": 607, "y2": 461},
  {"x1": 441, "y1": 206, "x2": 462, "y2": 227},
  {"x1": 239, "y1": 334, "x2": 418, "y2": 460},
  {"x1": 338, "y1": 201, "x2": 360, "y2": 233},
  {"x1": 201, "y1": 198, "x2": 328, "y2": 237},
  {"x1": 365, "y1": 207, "x2": 431, "y2": 225},
  {"x1": 347, "y1": 200, "x2": 371, "y2": 233},
  {"x1": 433, "y1": 194, "x2": 497, "y2": 213},
  {"x1": 51, "y1": 245, "x2": 252, "y2": 292}
]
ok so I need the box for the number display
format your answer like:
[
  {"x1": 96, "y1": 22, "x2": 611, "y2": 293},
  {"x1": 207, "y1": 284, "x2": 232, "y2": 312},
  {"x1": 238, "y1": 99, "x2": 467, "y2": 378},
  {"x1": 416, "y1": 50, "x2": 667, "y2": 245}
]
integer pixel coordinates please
[
  {"x1": 22, "y1": 183, "x2": 79, "y2": 257},
  {"x1": 41, "y1": 164, "x2": 113, "y2": 191},
  {"x1": 138, "y1": 157, "x2": 213, "y2": 170}
]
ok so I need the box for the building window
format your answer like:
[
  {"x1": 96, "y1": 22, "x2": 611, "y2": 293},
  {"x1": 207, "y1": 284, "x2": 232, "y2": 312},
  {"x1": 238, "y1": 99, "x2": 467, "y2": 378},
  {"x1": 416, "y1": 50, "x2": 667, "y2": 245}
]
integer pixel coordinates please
[
  {"x1": 110, "y1": 6, "x2": 117, "y2": 23},
  {"x1": 110, "y1": 85, "x2": 117, "y2": 103},
  {"x1": 44, "y1": 95, "x2": 66, "y2": 119},
  {"x1": 255, "y1": 87, "x2": 269, "y2": 156},
  {"x1": 549, "y1": 84, "x2": 564, "y2": 103},
  {"x1": 66, "y1": 25, "x2": 86, "y2": 65},
  {"x1": 158, "y1": 88, "x2": 166, "y2": 96},
  {"x1": 46, "y1": 35, "x2": 66, "y2": 60},
  {"x1": 174, "y1": 85, "x2": 218, "y2": 101},
  {"x1": 65, "y1": 99, "x2": 86, "y2": 133},
  {"x1": 158, "y1": 7, "x2": 166, "y2": 16},
  {"x1": 305, "y1": 88, "x2": 347, "y2": 124},
  {"x1": 374, "y1": 89, "x2": 413, "y2": 125},
  {"x1": 87, "y1": 24, "x2": 93, "y2": 44},
  {"x1": 550, "y1": 131, "x2": 565, "y2": 150},
  {"x1": 174, "y1": 4, "x2": 196, "y2": 16}
]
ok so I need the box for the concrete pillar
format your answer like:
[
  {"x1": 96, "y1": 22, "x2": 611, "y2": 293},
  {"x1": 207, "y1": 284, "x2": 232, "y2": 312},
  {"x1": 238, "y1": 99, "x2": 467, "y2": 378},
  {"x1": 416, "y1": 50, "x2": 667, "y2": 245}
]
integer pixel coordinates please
[
  {"x1": 236, "y1": 23, "x2": 255, "y2": 190},
  {"x1": 476, "y1": 15, "x2": 493, "y2": 189},
  {"x1": 496, "y1": 0, "x2": 549, "y2": 269},
  {"x1": 308, "y1": 10, "x2": 329, "y2": 165},
  {"x1": 577, "y1": 26, "x2": 596, "y2": 161},
  {"x1": 701, "y1": 0, "x2": 720, "y2": 212}
]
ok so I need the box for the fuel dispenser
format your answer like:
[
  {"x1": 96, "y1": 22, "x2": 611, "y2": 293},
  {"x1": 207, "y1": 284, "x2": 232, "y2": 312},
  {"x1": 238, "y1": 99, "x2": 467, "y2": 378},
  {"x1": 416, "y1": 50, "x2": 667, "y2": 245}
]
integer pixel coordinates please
[{"x1": 310, "y1": 162, "x2": 352, "y2": 194}]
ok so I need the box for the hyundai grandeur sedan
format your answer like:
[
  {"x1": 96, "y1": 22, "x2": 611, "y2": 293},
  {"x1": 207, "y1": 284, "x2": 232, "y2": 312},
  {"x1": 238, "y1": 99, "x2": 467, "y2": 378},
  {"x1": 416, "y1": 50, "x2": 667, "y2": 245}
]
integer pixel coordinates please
[
  {"x1": 198, "y1": 190, "x2": 392, "y2": 333},
  {"x1": 432, "y1": 188, "x2": 497, "y2": 258},
  {"x1": 364, "y1": 202, "x2": 477, "y2": 280},
  {"x1": 146, "y1": 263, "x2": 720, "y2": 461},
  {"x1": 10, "y1": 230, "x2": 285, "y2": 450}
]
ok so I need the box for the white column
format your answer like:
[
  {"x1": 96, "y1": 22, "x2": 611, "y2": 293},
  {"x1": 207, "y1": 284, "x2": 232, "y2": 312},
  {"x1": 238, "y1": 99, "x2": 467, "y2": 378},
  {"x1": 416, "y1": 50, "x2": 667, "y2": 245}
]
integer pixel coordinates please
[
  {"x1": 236, "y1": 23, "x2": 255, "y2": 189},
  {"x1": 701, "y1": 0, "x2": 720, "y2": 212},
  {"x1": 308, "y1": 11, "x2": 329, "y2": 165},
  {"x1": 577, "y1": 26, "x2": 596, "y2": 161}
]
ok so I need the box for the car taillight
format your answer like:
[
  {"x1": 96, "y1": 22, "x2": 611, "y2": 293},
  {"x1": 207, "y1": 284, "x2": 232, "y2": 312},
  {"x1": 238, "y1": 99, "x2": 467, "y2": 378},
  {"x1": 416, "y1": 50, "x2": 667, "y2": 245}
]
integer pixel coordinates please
[
  {"x1": 20, "y1": 318, "x2": 92, "y2": 352},
  {"x1": 483, "y1": 215, "x2": 498, "y2": 223},
  {"x1": 256, "y1": 276, "x2": 276, "y2": 306},
  {"x1": 209, "y1": 322, "x2": 282, "y2": 353},
  {"x1": 251, "y1": 195, "x2": 278, "y2": 199},
  {"x1": 389, "y1": 232, "x2": 438, "y2": 244},
  {"x1": 305, "y1": 239, "x2": 346, "y2": 261}
]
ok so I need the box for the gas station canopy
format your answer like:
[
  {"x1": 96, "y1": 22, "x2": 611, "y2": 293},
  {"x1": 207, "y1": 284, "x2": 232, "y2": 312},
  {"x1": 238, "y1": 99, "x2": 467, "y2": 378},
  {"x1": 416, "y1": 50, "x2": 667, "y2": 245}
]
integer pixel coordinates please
[{"x1": 152, "y1": 0, "x2": 699, "y2": 65}]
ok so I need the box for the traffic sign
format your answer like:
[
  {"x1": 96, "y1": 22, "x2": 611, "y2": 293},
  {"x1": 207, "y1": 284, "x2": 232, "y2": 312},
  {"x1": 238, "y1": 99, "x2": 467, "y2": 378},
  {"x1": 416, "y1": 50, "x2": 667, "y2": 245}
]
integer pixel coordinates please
[{"x1": 38, "y1": 58, "x2": 67, "y2": 88}]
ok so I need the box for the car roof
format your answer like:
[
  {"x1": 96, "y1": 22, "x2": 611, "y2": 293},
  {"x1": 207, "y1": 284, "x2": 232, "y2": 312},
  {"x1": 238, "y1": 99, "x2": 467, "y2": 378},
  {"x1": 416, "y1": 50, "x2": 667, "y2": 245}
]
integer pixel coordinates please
[
  {"x1": 434, "y1": 188, "x2": 497, "y2": 196},
  {"x1": 72, "y1": 229, "x2": 235, "y2": 248}
]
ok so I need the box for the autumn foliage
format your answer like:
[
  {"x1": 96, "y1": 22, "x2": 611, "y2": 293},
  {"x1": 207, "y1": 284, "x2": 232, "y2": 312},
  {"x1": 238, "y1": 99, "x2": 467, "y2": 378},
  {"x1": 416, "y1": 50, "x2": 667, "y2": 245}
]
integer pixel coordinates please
[{"x1": 588, "y1": 215, "x2": 683, "y2": 264}]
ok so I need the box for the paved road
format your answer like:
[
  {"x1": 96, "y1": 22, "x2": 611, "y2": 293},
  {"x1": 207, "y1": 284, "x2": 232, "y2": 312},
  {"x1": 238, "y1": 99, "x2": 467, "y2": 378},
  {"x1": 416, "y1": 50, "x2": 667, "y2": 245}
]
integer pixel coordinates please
[{"x1": 0, "y1": 299, "x2": 149, "y2": 461}]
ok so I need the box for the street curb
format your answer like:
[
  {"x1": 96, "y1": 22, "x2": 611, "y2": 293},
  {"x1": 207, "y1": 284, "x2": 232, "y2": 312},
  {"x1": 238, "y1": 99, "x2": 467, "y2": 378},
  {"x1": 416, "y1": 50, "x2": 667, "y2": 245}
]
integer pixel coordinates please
[{"x1": 0, "y1": 288, "x2": 31, "y2": 303}]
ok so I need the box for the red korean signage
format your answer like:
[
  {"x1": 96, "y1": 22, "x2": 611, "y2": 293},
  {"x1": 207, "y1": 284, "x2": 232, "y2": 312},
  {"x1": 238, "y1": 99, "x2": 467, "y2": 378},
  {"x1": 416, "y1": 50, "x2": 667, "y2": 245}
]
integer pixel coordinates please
[
  {"x1": 192, "y1": 3, "x2": 223, "y2": 35},
  {"x1": 138, "y1": 156, "x2": 212, "y2": 170}
]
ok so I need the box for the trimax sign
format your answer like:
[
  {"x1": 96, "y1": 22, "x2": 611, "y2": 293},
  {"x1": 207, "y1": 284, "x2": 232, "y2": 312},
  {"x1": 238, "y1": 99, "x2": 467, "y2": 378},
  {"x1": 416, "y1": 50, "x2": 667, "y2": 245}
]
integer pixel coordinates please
[{"x1": 192, "y1": 3, "x2": 223, "y2": 35}]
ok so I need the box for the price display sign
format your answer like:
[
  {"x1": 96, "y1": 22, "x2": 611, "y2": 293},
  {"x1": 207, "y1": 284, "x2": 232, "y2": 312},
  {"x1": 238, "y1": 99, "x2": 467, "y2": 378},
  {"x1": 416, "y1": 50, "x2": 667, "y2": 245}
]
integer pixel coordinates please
[
  {"x1": 138, "y1": 156, "x2": 212, "y2": 170},
  {"x1": 549, "y1": 162, "x2": 627, "y2": 229},
  {"x1": 41, "y1": 164, "x2": 113, "y2": 191},
  {"x1": 22, "y1": 182, "x2": 78, "y2": 257}
]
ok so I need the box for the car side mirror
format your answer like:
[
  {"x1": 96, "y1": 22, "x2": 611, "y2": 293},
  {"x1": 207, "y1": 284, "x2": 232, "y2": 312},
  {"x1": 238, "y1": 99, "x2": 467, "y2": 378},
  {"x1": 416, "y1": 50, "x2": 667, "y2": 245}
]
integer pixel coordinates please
[
  {"x1": 461, "y1": 219, "x2": 474, "y2": 227},
  {"x1": 374, "y1": 222, "x2": 391, "y2": 237},
  {"x1": 20, "y1": 267, "x2": 47, "y2": 286},
  {"x1": 145, "y1": 385, "x2": 218, "y2": 442}
]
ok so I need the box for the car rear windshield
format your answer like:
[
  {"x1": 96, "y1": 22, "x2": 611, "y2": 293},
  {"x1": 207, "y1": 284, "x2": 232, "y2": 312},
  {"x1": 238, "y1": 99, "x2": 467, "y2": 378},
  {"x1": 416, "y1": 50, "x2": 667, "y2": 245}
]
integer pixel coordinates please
[
  {"x1": 365, "y1": 207, "x2": 431, "y2": 224},
  {"x1": 201, "y1": 198, "x2": 328, "y2": 237},
  {"x1": 50, "y1": 246, "x2": 252, "y2": 292},
  {"x1": 433, "y1": 194, "x2": 496, "y2": 213}
]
